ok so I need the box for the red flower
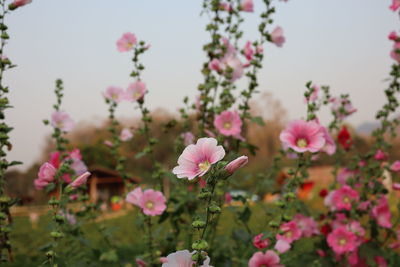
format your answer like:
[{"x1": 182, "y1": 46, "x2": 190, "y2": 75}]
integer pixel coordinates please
[{"x1": 337, "y1": 126, "x2": 352, "y2": 150}]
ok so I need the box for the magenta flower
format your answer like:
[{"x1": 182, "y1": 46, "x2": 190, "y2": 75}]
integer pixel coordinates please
[
  {"x1": 214, "y1": 110, "x2": 243, "y2": 138},
  {"x1": 391, "y1": 42, "x2": 400, "y2": 63},
  {"x1": 138, "y1": 189, "x2": 166, "y2": 216},
  {"x1": 125, "y1": 81, "x2": 147, "y2": 102},
  {"x1": 375, "y1": 256, "x2": 388, "y2": 267},
  {"x1": 225, "y1": 156, "x2": 248, "y2": 175},
  {"x1": 248, "y1": 250, "x2": 284, "y2": 267},
  {"x1": 275, "y1": 221, "x2": 301, "y2": 253},
  {"x1": 172, "y1": 137, "x2": 225, "y2": 180},
  {"x1": 116, "y1": 32, "x2": 137, "y2": 52},
  {"x1": 243, "y1": 41, "x2": 254, "y2": 61},
  {"x1": 279, "y1": 120, "x2": 325, "y2": 153},
  {"x1": 371, "y1": 197, "x2": 392, "y2": 228},
  {"x1": 331, "y1": 185, "x2": 359, "y2": 211},
  {"x1": 374, "y1": 149, "x2": 387, "y2": 161},
  {"x1": 327, "y1": 226, "x2": 357, "y2": 255},
  {"x1": 125, "y1": 187, "x2": 143, "y2": 206},
  {"x1": 161, "y1": 250, "x2": 213, "y2": 267},
  {"x1": 293, "y1": 214, "x2": 319, "y2": 238},
  {"x1": 51, "y1": 111, "x2": 75, "y2": 132},
  {"x1": 208, "y1": 58, "x2": 222, "y2": 72},
  {"x1": 252, "y1": 233, "x2": 269, "y2": 249},
  {"x1": 390, "y1": 160, "x2": 400, "y2": 172},
  {"x1": 69, "y1": 172, "x2": 91, "y2": 189},
  {"x1": 9, "y1": 0, "x2": 31, "y2": 9},
  {"x1": 103, "y1": 86, "x2": 125, "y2": 103},
  {"x1": 240, "y1": 0, "x2": 254, "y2": 12},
  {"x1": 120, "y1": 128, "x2": 133, "y2": 141},
  {"x1": 390, "y1": 0, "x2": 400, "y2": 11},
  {"x1": 389, "y1": 31, "x2": 398, "y2": 41},
  {"x1": 271, "y1": 26, "x2": 285, "y2": 47},
  {"x1": 336, "y1": 168, "x2": 357, "y2": 185}
]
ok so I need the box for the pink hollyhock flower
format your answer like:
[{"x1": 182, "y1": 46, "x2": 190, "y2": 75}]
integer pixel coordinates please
[
  {"x1": 331, "y1": 97, "x2": 357, "y2": 120},
  {"x1": 348, "y1": 221, "x2": 366, "y2": 246},
  {"x1": 208, "y1": 58, "x2": 222, "y2": 72},
  {"x1": 279, "y1": 120, "x2": 325, "y2": 153},
  {"x1": 327, "y1": 226, "x2": 357, "y2": 255},
  {"x1": 225, "y1": 156, "x2": 248, "y2": 175},
  {"x1": 70, "y1": 158, "x2": 88, "y2": 176},
  {"x1": 391, "y1": 42, "x2": 400, "y2": 63},
  {"x1": 307, "y1": 85, "x2": 319, "y2": 102},
  {"x1": 256, "y1": 45, "x2": 264, "y2": 54},
  {"x1": 9, "y1": 0, "x2": 31, "y2": 9},
  {"x1": 374, "y1": 149, "x2": 387, "y2": 161},
  {"x1": 120, "y1": 128, "x2": 133, "y2": 141},
  {"x1": 181, "y1": 131, "x2": 195, "y2": 146},
  {"x1": 161, "y1": 250, "x2": 213, "y2": 267},
  {"x1": 371, "y1": 197, "x2": 392, "y2": 228},
  {"x1": 243, "y1": 41, "x2": 254, "y2": 61},
  {"x1": 375, "y1": 256, "x2": 388, "y2": 267},
  {"x1": 103, "y1": 86, "x2": 125, "y2": 103},
  {"x1": 223, "y1": 55, "x2": 244, "y2": 81},
  {"x1": 214, "y1": 110, "x2": 243, "y2": 138},
  {"x1": 51, "y1": 111, "x2": 75, "y2": 132},
  {"x1": 275, "y1": 221, "x2": 301, "y2": 253},
  {"x1": 34, "y1": 178, "x2": 50, "y2": 190},
  {"x1": 69, "y1": 172, "x2": 90, "y2": 189},
  {"x1": 248, "y1": 250, "x2": 283, "y2": 267},
  {"x1": 293, "y1": 214, "x2": 319, "y2": 237},
  {"x1": 126, "y1": 187, "x2": 143, "y2": 207},
  {"x1": 253, "y1": 233, "x2": 269, "y2": 249},
  {"x1": 69, "y1": 148, "x2": 82, "y2": 160},
  {"x1": 225, "y1": 192, "x2": 232, "y2": 204},
  {"x1": 389, "y1": 31, "x2": 398, "y2": 41},
  {"x1": 357, "y1": 201, "x2": 370, "y2": 211},
  {"x1": 125, "y1": 81, "x2": 147, "y2": 102},
  {"x1": 320, "y1": 125, "x2": 336, "y2": 155},
  {"x1": 331, "y1": 185, "x2": 359, "y2": 211},
  {"x1": 271, "y1": 27, "x2": 285, "y2": 47},
  {"x1": 104, "y1": 140, "x2": 113, "y2": 147},
  {"x1": 393, "y1": 183, "x2": 400, "y2": 190},
  {"x1": 135, "y1": 258, "x2": 147, "y2": 267},
  {"x1": 38, "y1": 162, "x2": 57, "y2": 182},
  {"x1": 240, "y1": 0, "x2": 254, "y2": 12},
  {"x1": 390, "y1": 0, "x2": 400, "y2": 11},
  {"x1": 138, "y1": 189, "x2": 167, "y2": 216},
  {"x1": 69, "y1": 194, "x2": 78, "y2": 201},
  {"x1": 337, "y1": 168, "x2": 357, "y2": 185},
  {"x1": 390, "y1": 160, "x2": 400, "y2": 172},
  {"x1": 49, "y1": 151, "x2": 61, "y2": 169},
  {"x1": 172, "y1": 137, "x2": 225, "y2": 180},
  {"x1": 116, "y1": 32, "x2": 137, "y2": 52}
]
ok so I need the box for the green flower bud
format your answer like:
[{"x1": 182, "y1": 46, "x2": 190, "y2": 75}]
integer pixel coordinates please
[
  {"x1": 50, "y1": 231, "x2": 64, "y2": 239},
  {"x1": 208, "y1": 204, "x2": 221, "y2": 214},
  {"x1": 192, "y1": 220, "x2": 206, "y2": 229}
]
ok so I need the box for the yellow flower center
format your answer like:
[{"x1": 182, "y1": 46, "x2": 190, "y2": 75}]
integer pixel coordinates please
[
  {"x1": 223, "y1": 122, "x2": 232, "y2": 129},
  {"x1": 145, "y1": 201, "x2": 154, "y2": 210},
  {"x1": 134, "y1": 91, "x2": 142, "y2": 98},
  {"x1": 285, "y1": 231, "x2": 293, "y2": 238},
  {"x1": 296, "y1": 138, "x2": 308, "y2": 148},
  {"x1": 125, "y1": 42, "x2": 133, "y2": 49},
  {"x1": 198, "y1": 161, "x2": 210, "y2": 172},
  {"x1": 343, "y1": 196, "x2": 350, "y2": 203},
  {"x1": 339, "y1": 238, "x2": 347, "y2": 246}
]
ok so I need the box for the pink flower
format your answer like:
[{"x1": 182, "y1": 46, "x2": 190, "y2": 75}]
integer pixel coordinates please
[
  {"x1": 225, "y1": 156, "x2": 248, "y2": 175},
  {"x1": 320, "y1": 126, "x2": 336, "y2": 155},
  {"x1": 116, "y1": 32, "x2": 137, "y2": 52},
  {"x1": 9, "y1": 0, "x2": 31, "y2": 9},
  {"x1": 103, "y1": 86, "x2": 125, "y2": 103},
  {"x1": 391, "y1": 42, "x2": 400, "y2": 63},
  {"x1": 225, "y1": 192, "x2": 232, "y2": 204},
  {"x1": 172, "y1": 137, "x2": 225, "y2": 180},
  {"x1": 120, "y1": 128, "x2": 133, "y2": 141},
  {"x1": 51, "y1": 111, "x2": 75, "y2": 132},
  {"x1": 327, "y1": 226, "x2": 357, "y2": 255},
  {"x1": 209, "y1": 58, "x2": 222, "y2": 72},
  {"x1": 253, "y1": 233, "x2": 269, "y2": 249},
  {"x1": 138, "y1": 189, "x2": 166, "y2": 216},
  {"x1": 374, "y1": 149, "x2": 387, "y2": 161},
  {"x1": 243, "y1": 41, "x2": 254, "y2": 61},
  {"x1": 104, "y1": 140, "x2": 113, "y2": 147},
  {"x1": 331, "y1": 97, "x2": 357, "y2": 120},
  {"x1": 181, "y1": 131, "x2": 195, "y2": 146},
  {"x1": 393, "y1": 183, "x2": 400, "y2": 190},
  {"x1": 34, "y1": 162, "x2": 56, "y2": 190},
  {"x1": 240, "y1": 0, "x2": 254, "y2": 12},
  {"x1": 293, "y1": 214, "x2": 319, "y2": 237},
  {"x1": 271, "y1": 27, "x2": 285, "y2": 47},
  {"x1": 248, "y1": 250, "x2": 283, "y2": 267},
  {"x1": 125, "y1": 187, "x2": 143, "y2": 207},
  {"x1": 307, "y1": 85, "x2": 319, "y2": 102},
  {"x1": 256, "y1": 45, "x2": 264, "y2": 54},
  {"x1": 69, "y1": 172, "x2": 90, "y2": 189},
  {"x1": 331, "y1": 185, "x2": 359, "y2": 211},
  {"x1": 279, "y1": 120, "x2": 325, "y2": 153},
  {"x1": 275, "y1": 221, "x2": 301, "y2": 253},
  {"x1": 337, "y1": 168, "x2": 357, "y2": 185},
  {"x1": 214, "y1": 110, "x2": 243, "y2": 138},
  {"x1": 125, "y1": 81, "x2": 147, "y2": 102},
  {"x1": 220, "y1": 2, "x2": 233, "y2": 12},
  {"x1": 371, "y1": 197, "x2": 392, "y2": 228},
  {"x1": 69, "y1": 148, "x2": 82, "y2": 160},
  {"x1": 223, "y1": 55, "x2": 244, "y2": 81},
  {"x1": 375, "y1": 256, "x2": 388, "y2": 267},
  {"x1": 390, "y1": 160, "x2": 400, "y2": 172},
  {"x1": 161, "y1": 250, "x2": 213, "y2": 267},
  {"x1": 389, "y1": 31, "x2": 398, "y2": 41},
  {"x1": 390, "y1": 0, "x2": 400, "y2": 11}
]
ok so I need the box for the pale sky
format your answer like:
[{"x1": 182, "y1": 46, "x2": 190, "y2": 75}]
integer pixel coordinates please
[{"x1": 3, "y1": 0, "x2": 398, "y2": 170}]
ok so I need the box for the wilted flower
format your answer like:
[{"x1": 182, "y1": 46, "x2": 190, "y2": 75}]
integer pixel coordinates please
[
  {"x1": 172, "y1": 138, "x2": 225, "y2": 180},
  {"x1": 116, "y1": 32, "x2": 137, "y2": 52}
]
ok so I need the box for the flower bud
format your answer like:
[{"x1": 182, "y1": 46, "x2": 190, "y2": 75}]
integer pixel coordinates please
[
  {"x1": 192, "y1": 239, "x2": 209, "y2": 250},
  {"x1": 192, "y1": 220, "x2": 206, "y2": 229},
  {"x1": 208, "y1": 204, "x2": 221, "y2": 214},
  {"x1": 223, "y1": 156, "x2": 248, "y2": 179}
]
